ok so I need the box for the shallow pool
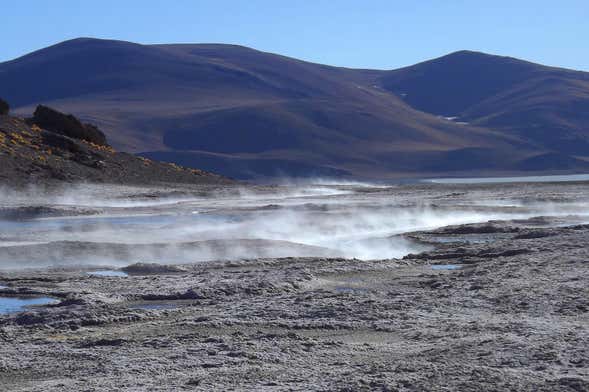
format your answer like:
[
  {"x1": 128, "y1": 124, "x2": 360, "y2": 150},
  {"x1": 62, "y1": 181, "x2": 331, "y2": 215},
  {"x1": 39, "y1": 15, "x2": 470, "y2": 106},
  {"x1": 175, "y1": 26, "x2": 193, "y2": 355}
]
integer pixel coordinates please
[
  {"x1": 431, "y1": 264, "x2": 462, "y2": 270},
  {"x1": 87, "y1": 270, "x2": 128, "y2": 277},
  {"x1": 0, "y1": 296, "x2": 58, "y2": 314},
  {"x1": 426, "y1": 173, "x2": 589, "y2": 184},
  {"x1": 335, "y1": 286, "x2": 369, "y2": 294}
]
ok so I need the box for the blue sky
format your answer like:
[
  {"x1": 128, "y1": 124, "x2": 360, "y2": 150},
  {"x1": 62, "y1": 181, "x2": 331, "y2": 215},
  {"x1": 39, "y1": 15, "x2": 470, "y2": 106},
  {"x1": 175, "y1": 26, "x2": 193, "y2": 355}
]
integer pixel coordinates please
[{"x1": 3, "y1": 1, "x2": 588, "y2": 70}]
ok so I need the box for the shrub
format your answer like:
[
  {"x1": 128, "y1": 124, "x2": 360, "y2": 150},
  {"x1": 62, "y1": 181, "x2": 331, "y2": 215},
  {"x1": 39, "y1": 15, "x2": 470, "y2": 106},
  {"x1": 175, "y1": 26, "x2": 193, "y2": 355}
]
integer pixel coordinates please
[
  {"x1": 32, "y1": 105, "x2": 108, "y2": 146},
  {"x1": 0, "y1": 98, "x2": 9, "y2": 115}
]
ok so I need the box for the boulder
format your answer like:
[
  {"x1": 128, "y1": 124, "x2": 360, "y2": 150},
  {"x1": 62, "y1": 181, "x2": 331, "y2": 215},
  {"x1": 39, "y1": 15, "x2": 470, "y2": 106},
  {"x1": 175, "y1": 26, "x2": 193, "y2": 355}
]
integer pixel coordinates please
[
  {"x1": 122, "y1": 262, "x2": 188, "y2": 275},
  {"x1": 0, "y1": 98, "x2": 9, "y2": 115},
  {"x1": 32, "y1": 105, "x2": 108, "y2": 146}
]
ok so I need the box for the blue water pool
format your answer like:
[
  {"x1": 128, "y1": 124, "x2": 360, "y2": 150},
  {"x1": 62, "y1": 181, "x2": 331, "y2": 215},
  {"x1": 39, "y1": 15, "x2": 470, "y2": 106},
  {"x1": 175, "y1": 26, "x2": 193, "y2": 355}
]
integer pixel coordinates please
[
  {"x1": 431, "y1": 264, "x2": 462, "y2": 270},
  {"x1": 0, "y1": 296, "x2": 58, "y2": 314},
  {"x1": 87, "y1": 270, "x2": 128, "y2": 277}
]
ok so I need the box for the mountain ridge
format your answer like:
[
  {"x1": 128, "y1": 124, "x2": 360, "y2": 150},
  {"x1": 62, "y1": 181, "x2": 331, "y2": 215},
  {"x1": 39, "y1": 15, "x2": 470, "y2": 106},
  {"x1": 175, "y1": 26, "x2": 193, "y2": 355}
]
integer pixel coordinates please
[{"x1": 2, "y1": 38, "x2": 588, "y2": 179}]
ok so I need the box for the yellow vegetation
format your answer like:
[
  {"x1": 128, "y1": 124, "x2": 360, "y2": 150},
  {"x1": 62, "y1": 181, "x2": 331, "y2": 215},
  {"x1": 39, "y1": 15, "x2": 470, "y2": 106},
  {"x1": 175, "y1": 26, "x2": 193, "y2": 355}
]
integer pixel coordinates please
[
  {"x1": 10, "y1": 132, "x2": 29, "y2": 145},
  {"x1": 82, "y1": 140, "x2": 116, "y2": 153},
  {"x1": 168, "y1": 162, "x2": 184, "y2": 171}
]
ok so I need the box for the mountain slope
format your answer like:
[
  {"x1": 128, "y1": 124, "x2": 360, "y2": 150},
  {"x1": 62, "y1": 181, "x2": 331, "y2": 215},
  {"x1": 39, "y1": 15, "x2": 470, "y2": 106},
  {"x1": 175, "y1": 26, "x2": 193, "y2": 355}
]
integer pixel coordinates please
[
  {"x1": 0, "y1": 112, "x2": 229, "y2": 186},
  {"x1": 378, "y1": 50, "x2": 589, "y2": 155},
  {"x1": 1, "y1": 39, "x2": 588, "y2": 179}
]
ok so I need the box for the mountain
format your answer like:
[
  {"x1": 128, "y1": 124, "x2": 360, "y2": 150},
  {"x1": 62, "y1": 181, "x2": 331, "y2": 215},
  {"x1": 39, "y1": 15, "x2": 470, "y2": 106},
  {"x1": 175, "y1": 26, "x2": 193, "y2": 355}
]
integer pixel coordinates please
[
  {"x1": 1, "y1": 38, "x2": 588, "y2": 179},
  {"x1": 379, "y1": 50, "x2": 589, "y2": 156}
]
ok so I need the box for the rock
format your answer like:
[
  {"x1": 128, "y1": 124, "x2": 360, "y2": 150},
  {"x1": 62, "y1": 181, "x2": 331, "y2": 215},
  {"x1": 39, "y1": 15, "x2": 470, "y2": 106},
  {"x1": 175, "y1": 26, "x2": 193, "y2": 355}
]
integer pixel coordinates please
[
  {"x1": 121, "y1": 263, "x2": 188, "y2": 275},
  {"x1": 0, "y1": 98, "x2": 9, "y2": 115},
  {"x1": 41, "y1": 131, "x2": 85, "y2": 153},
  {"x1": 79, "y1": 338, "x2": 126, "y2": 348},
  {"x1": 432, "y1": 223, "x2": 519, "y2": 234},
  {"x1": 514, "y1": 230, "x2": 555, "y2": 239},
  {"x1": 557, "y1": 377, "x2": 589, "y2": 392},
  {"x1": 32, "y1": 105, "x2": 108, "y2": 146},
  {"x1": 0, "y1": 206, "x2": 64, "y2": 220}
]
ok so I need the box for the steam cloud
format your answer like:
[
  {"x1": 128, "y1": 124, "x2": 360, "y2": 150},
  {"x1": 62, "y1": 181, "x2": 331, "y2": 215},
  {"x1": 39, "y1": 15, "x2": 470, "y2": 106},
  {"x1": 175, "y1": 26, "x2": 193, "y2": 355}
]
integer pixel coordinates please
[{"x1": 1, "y1": 181, "x2": 588, "y2": 269}]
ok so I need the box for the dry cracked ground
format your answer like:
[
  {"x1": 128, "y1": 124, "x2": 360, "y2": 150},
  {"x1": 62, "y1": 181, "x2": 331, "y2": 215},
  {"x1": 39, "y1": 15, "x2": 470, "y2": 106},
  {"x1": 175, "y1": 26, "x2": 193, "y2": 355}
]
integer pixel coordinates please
[{"x1": 0, "y1": 216, "x2": 588, "y2": 391}]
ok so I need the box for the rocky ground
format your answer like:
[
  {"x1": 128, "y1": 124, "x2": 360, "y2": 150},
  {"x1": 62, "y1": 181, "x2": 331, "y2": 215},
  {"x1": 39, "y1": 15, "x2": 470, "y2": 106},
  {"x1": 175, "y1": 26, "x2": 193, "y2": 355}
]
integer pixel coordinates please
[
  {"x1": 0, "y1": 114, "x2": 231, "y2": 186},
  {"x1": 0, "y1": 215, "x2": 587, "y2": 391}
]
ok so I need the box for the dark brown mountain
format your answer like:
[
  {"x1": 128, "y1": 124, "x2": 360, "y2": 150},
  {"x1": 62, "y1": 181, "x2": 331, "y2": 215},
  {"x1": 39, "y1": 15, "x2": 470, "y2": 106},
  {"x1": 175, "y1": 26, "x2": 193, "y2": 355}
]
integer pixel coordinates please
[{"x1": 2, "y1": 38, "x2": 588, "y2": 179}]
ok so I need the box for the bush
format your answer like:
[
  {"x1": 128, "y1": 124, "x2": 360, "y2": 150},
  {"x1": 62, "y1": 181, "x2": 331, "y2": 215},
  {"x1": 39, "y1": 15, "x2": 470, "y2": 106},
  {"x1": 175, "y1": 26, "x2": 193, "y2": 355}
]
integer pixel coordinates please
[
  {"x1": 32, "y1": 105, "x2": 108, "y2": 146},
  {"x1": 0, "y1": 98, "x2": 9, "y2": 115}
]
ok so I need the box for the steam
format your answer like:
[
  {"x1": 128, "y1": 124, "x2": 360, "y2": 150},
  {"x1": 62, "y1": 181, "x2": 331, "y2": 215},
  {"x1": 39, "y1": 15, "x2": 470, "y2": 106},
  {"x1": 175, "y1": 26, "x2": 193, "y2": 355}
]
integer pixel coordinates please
[{"x1": 1, "y1": 181, "x2": 588, "y2": 269}]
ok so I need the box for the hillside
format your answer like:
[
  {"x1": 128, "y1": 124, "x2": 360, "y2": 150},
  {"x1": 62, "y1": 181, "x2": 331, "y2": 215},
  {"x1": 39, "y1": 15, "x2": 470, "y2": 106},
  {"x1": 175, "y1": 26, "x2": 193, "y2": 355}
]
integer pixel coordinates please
[
  {"x1": 378, "y1": 50, "x2": 589, "y2": 155},
  {"x1": 0, "y1": 109, "x2": 230, "y2": 186},
  {"x1": 1, "y1": 39, "x2": 589, "y2": 179}
]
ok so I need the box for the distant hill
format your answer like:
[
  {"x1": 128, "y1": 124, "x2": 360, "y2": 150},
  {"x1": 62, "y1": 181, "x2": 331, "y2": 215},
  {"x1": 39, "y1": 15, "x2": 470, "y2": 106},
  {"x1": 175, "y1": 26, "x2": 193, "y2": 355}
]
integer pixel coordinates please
[
  {"x1": 379, "y1": 50, "x2": 589, "y2": 156},
  {"x1": 2, "y1": 38, "x2": 588, "y2": 179}
]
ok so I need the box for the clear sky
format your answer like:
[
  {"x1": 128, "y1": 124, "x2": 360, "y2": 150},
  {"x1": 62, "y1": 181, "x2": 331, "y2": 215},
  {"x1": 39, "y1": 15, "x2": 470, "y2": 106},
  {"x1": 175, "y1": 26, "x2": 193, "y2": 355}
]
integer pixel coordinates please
[{"x1": 2, "y1": 0, "x2": 588, "y2": 71}]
